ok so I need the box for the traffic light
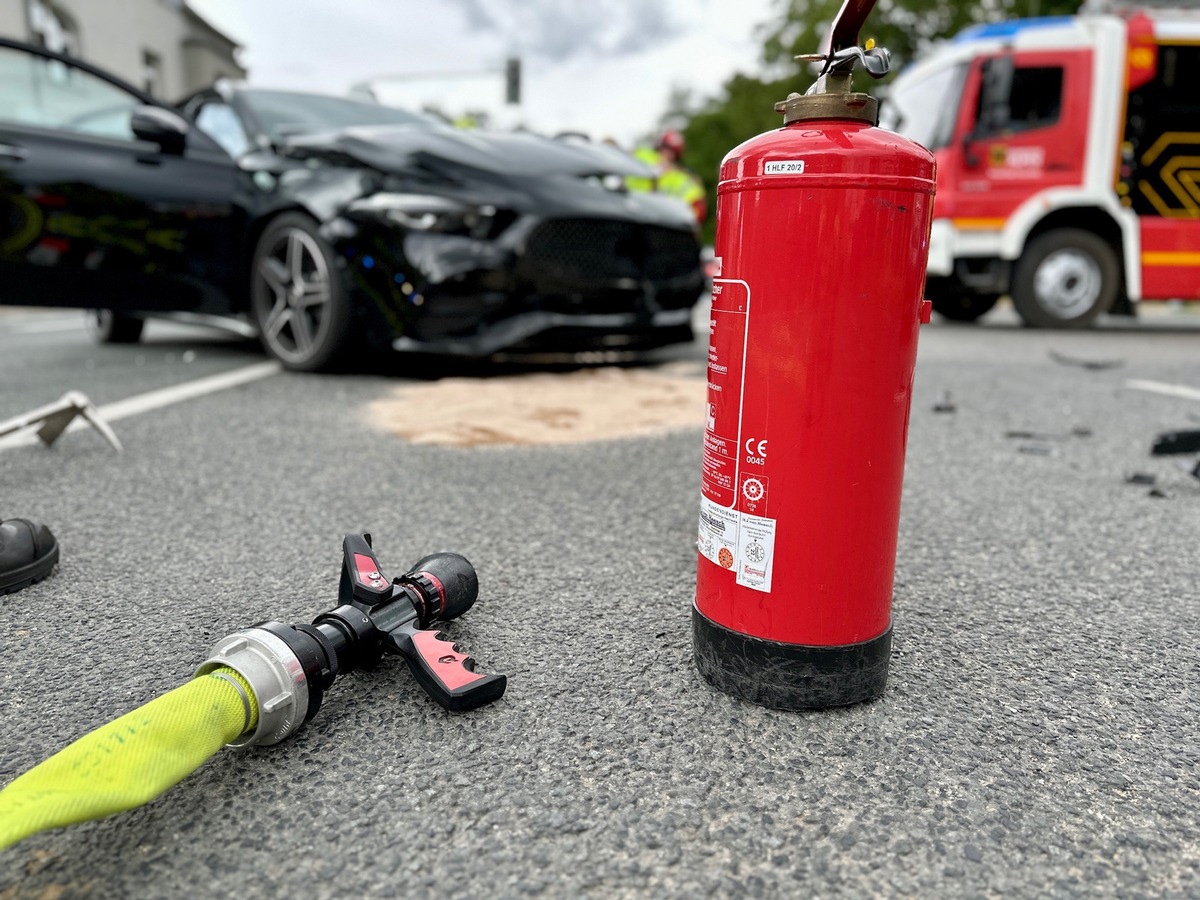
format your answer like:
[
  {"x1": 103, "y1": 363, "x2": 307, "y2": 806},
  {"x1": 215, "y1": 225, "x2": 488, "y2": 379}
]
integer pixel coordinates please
[{"x1": 505, "y1": 56, "x2": 521, "y2": 105}]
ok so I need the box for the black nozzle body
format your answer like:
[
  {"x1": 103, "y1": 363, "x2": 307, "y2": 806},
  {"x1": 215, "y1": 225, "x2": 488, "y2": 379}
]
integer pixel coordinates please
[{"x1": 402, "y1": 552, "x2": 478, "y2": 622}]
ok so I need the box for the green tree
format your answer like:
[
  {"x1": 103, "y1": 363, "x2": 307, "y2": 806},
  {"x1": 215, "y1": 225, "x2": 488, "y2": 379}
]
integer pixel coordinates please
[
  {"x1": 761, "y1": 0, "x2": 1081, "y2": 77},
  {"x1": 675, "y1": 0, "x2": 1081, "y2": 241}
]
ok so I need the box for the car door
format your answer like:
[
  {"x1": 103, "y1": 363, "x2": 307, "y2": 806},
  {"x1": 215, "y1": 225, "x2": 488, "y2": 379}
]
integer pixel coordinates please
[{"x1": 0, "y1": 39, "x2": 242, "y2": 314}]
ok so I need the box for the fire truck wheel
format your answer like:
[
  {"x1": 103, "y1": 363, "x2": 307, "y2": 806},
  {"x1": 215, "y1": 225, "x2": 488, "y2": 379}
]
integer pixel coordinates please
[
  {"x1": 926, "y1": 284, "x2": 999, "y2": 322},
  {"x1": 1012, "y1": 230, "x2": 1120, "y2": 329}
]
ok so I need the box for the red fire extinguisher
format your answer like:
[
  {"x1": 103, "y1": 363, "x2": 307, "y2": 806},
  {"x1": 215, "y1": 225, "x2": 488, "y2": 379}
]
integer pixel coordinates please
[{"x1": 693, "y1": 0, "x2": 935, "y2": 709}]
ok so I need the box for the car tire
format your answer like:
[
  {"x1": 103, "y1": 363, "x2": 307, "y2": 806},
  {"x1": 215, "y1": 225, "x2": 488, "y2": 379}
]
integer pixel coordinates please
[
  {"x1": 1011, "y1": 229, "x2": 1120, "y2": 329},
  {"x1": 85, "y1": 310, "x2": 145, "y2": 344},
  {"x1": 926, "y1": 280, "x2": 999, "y2": 323},
  {"x1": 250, "y1": 213, "x2": 353, "y2": 372}
]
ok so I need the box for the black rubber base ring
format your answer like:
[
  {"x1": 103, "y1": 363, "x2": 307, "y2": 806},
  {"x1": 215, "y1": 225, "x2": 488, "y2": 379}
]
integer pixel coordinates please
[{"x1": 692, "y1": 607, "x2": 891, "y2": 710}]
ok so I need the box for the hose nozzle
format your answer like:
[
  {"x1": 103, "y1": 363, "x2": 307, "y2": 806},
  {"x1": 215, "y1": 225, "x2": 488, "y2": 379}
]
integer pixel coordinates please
[{"x1": 400, "y1": 552, "x2": 479, "y2": 624}]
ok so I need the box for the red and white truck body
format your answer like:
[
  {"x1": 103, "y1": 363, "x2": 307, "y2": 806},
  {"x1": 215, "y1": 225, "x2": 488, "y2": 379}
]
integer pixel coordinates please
[{"x1": 881, "y1": 6, "x2": 1200, "y2": 326}]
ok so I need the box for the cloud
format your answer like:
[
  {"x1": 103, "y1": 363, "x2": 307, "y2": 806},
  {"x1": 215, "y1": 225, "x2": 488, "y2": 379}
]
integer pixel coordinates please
[{"x1": 453, "y1": 0, "x2": 688, "y2": 62}]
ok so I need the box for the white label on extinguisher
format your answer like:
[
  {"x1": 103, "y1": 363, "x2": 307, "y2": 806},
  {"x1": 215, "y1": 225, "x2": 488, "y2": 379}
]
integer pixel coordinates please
[
  {"x1": 764, "y1": 160, "x2": 806, "y2": 175},
  {"x1": 698, "y1": 495, "x2": 738, "y2": 570},
  {"x1": 698, "y1": 497, "x2": 777, "y2": 593},
  {"x1": 735, "y1": 513, "x2": 776, "y2": 592},
  {"x1": 697, "y1": 277, "x2": 776, "y2": 594}
]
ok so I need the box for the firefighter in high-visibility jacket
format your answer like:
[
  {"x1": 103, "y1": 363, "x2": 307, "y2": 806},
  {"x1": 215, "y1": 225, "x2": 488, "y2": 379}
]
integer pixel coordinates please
[{"x1": 627, "y1": 131, "x2": 707, "y2": 226}]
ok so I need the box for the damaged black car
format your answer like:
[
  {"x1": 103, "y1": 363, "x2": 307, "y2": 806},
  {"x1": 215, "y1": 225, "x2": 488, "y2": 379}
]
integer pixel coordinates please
[{"x1": 0, "y1": 38, "x2": 704, "y2": 371}]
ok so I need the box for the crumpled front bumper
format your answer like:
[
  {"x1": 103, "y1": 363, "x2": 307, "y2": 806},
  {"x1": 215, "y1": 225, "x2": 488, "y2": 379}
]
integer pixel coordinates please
[
  {"x1": 336, "y1": 211, "x2": 703, "y2": 357},
  {"x1": 391, "y1": 306, "x2": 694, "y2": 357}
]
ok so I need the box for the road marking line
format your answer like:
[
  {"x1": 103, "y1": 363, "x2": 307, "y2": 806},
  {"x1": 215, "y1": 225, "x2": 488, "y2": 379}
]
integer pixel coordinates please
[
  {"x1": 1125, "y1": 378, "x2": 1200, "y2": 402},
  {"x1": 4, "y1": 319, "x2": 84, "y2": 334},
  {"x1": 0, "y1": 361, "x2": 283, "y2": 450}
]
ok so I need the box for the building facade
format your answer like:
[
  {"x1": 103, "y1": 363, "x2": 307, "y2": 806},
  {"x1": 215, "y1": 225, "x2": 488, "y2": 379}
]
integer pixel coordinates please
[{"x1": 0, "y1": 0, "x2": 244, "y2": 99}]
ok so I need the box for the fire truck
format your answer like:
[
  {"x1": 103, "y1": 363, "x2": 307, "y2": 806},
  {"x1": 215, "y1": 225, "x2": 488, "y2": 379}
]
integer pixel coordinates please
[{"x1": 880, "y1": 2, "x2": 1200, "y2": 326}]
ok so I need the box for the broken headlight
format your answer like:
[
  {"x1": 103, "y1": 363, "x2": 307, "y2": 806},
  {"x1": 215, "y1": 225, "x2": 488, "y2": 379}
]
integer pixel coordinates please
[{"x1": 351, "y1": 193, "x2": 503, "y2": 238}]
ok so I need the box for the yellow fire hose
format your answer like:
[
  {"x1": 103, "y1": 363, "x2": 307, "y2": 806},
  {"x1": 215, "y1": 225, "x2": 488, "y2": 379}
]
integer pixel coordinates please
[
  {"x1": 0, "y1": 536, "x2": 506, "y2": 852},
  {"x1": 0, "y1": 668, "x2": 256, "y2": 851}
]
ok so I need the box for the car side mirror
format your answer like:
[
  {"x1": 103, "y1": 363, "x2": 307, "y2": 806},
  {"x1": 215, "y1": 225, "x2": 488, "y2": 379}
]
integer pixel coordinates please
[{"x1": 131, "y1": 106, "x2": 189, "y2": 155}]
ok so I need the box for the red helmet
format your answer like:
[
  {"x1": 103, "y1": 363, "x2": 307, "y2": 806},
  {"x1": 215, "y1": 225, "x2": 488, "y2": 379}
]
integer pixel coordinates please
[{"x1": 658, "y1": 130, "x2": 684, "y2": 156}]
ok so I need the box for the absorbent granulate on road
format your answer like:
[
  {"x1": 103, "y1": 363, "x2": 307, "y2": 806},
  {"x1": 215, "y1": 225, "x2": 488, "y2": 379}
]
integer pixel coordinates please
[{"x1": 366, "y1": 364, "x2": 707, "y2": 446}]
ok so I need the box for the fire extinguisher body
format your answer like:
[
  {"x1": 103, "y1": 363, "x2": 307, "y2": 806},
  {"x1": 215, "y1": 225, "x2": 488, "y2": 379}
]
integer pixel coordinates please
[{"x1": 693, "y1": 105, "x2": 935, "y2": 709}]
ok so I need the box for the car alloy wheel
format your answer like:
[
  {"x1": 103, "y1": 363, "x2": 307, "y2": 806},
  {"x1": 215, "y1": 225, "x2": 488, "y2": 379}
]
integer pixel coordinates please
[{"x1": 250, "y1": 214, "x2": 352, "y2": 371}]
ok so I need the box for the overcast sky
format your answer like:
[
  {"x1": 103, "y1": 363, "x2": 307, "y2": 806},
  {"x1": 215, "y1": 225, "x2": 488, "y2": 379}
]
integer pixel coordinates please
[{"x1": 187, "y1": 0, "x2": 780, "y2": 147}]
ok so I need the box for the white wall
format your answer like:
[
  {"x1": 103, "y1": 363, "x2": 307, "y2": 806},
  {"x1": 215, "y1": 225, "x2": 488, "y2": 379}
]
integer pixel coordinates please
[
  {"x1": 0, "y1": 2, "x2": 29, "y2": 38},
  {"x1": 0, "y1": 0, "x2": 241, "y2": 99}
]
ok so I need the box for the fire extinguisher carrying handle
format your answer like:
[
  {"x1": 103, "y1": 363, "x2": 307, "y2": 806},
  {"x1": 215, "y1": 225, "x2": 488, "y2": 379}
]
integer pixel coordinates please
[
  {"x1": 828, "y1": 0, "x2": 878, "y2": 54},
  {"x1": 796, "y1": 0, "x2": 890, "y2": 86}
]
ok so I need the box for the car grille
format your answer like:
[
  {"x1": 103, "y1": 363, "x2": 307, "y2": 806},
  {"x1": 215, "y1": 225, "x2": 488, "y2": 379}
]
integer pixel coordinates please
[{"x1": 520, "y1": 219, "x2": 699, "y2": 286}]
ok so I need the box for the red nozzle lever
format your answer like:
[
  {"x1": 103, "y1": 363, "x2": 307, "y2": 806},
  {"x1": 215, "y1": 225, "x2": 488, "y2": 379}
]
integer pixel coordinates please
[
  {"x1": 387, "y1": 552, "x2": 504, "y2": 710},
  {"x1": 340, "y1": 532, "x2": 392, "y2": 607}
]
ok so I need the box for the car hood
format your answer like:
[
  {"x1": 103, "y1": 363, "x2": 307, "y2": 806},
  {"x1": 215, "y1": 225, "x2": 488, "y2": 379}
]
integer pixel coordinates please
[{"x1": 283, "y1": 125, "x2": 655, "y2": 180}]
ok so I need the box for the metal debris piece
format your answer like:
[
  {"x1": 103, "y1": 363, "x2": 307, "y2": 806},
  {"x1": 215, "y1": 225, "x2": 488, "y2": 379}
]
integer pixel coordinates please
[
  {"x1": 1006, "y1": 426, "x2": 1093, "y2": 441},
  {"x1": 0, "y1": 391, "x2": 122, "y2": 452},
  {"x1": 933, "y1": 390, "x2": 956, "y2": 413},
  {"x1": 1048, "y1": 349, "x2": 1125, "y2": 371},
  {"x1": 1151, "y1": 429, "x2": 1200, "y2": 456},
  {"x1": 1125, "y1": 472, "x2": 1157, "y2": 486}
]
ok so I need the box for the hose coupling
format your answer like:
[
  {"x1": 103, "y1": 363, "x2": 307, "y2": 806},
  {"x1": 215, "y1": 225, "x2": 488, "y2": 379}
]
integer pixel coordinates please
[{"x1": 196, "y1": 627, "x2": 310, "y2": 748}]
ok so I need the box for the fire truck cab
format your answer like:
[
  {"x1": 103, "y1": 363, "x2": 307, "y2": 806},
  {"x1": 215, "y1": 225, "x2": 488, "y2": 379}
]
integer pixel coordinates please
[{"x1": 881, "y1": 5, "x2": 1200, "y2": 327}]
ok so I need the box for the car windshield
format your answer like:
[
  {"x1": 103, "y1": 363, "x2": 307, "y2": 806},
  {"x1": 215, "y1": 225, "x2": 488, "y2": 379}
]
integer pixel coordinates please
[
  {"x1": 879, "y1": 61, "x2": 967, "y2": 151},
  {"x1": 240, "y1": 89, "x2": 437, "y2": 142}
]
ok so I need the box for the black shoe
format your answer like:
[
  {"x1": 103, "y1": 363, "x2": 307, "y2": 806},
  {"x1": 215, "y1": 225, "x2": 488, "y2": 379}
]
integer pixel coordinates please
[{"x1": 0, "y1": 518, "x2": 59, "y2": 594}]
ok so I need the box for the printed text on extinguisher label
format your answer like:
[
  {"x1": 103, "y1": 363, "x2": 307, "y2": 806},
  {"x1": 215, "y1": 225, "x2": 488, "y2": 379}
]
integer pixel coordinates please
[{"x1": 698, "y1": 278, "x2": 776, "y2": 592}]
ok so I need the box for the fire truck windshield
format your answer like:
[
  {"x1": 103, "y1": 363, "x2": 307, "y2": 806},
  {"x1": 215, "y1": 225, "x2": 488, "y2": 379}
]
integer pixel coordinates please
[{"x1": 879, "y1": 61, "x2": 967, "y2": 151}]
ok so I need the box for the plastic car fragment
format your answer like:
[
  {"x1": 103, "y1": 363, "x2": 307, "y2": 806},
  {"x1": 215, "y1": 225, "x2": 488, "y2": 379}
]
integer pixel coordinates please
[
  {"x1": 1150, "y1": 429, "x2": 1200, "y2": 456},
  {"x1": 0, "y1": 391, "x2": 122, "y2": 452}
]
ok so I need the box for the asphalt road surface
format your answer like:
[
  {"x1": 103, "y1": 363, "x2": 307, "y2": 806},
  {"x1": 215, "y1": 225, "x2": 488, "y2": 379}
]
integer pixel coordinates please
[{"x1": 1, "y1": 303, "x2": 1199, "y2": 898}]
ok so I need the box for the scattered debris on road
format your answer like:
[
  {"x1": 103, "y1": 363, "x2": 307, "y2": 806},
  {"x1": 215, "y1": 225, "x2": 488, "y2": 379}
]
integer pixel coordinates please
[
  {"x1": 1048, "y1": 349, "x2": 1125, "y2": 371},
  {"x1": 0, "y1": 391, "x2": 122, "y2": 452},
  {"x1": 1122, "y1": 430, "x2": 1200, "y2": 497},
  {"x1": 932, "y1": 390, "x2": 956, "y2": 413},
  {"x1": 1150, "y1": 429, "x2": 1200, "y2": 456},
  {"x1": 1005, "y1": 426, "x2": 1093, "y2": 441}
]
